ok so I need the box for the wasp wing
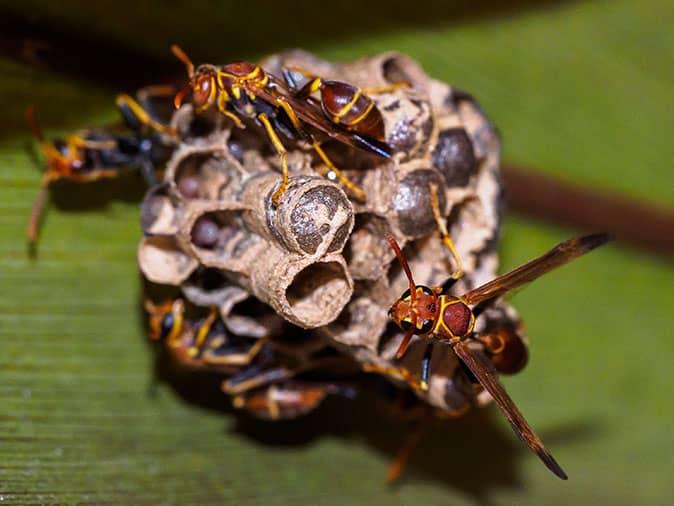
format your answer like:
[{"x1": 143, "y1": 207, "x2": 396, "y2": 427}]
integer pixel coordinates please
[
  {"x1": 257, "y1": 78, "x2": 393, "y2": 159},
  {"x1": 453, "y1": 340, "x2": 568, "y2": 480},
  {"x1": 463, "y1": 233, "x2": 609, "y2": 306}
]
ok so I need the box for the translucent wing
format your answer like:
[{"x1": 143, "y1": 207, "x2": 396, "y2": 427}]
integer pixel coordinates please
[
  {"x1": 257, "y1": 76, "x2": 393, "y2": 158},
  {"x1": 463, "y1": 233, "x2": 609, "y2": 306},
  {"x1": 453, "y1": 340, "x2": 568, "y2": 480}
]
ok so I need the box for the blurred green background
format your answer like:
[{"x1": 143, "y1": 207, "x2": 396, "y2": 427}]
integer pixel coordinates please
[{"x1": 0, "y1": 0, "x2": 672, "y2": 504}]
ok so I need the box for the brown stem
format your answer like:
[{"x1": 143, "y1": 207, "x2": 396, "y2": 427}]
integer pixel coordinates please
[{"x1": 502, "y1": 164, "x2": 674, "y2": 259}]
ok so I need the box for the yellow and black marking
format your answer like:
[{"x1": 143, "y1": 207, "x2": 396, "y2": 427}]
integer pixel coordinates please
[
  {"x1": 432, "y1": 296, "x2": 475, "y2": 341},
  {"x1": 332, "y1": 88, "x2": 363, "y2": 122},
  {"x1": 188, "y1": 306, "x2": 218, "y2": 357}
]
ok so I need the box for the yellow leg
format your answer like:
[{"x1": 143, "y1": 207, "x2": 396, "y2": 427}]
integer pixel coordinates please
[
  {"x1": 311, "y1": 142, "x2": 366, "y2": 202},
  {"x1": 276, "y1": 94, "x2": 366, "y2": 202},
  {"x1": 387, "y1": 418, "x2": 428, "y2": 482},
  {"x1": 275, "y1": 96, "x2": 303, "y2": 130},
  {"x1": 257, "y1": 113, "x2": 290, "y2": 206},
  {"x1": 363, "y1": 82, "x2": 410, "y2": 95},
  {"x1": 429, "y1": 183, "x2": 463, "y2": 279},
  {"x1": 362, "y1": 363, "x2": 427, "y2": 392},
  {"x1": 115, "y1": 94, "x2": 176, "y2": 136},
  {"x1": 201, "y1": 338, "x2": 267, "y2": 367},
  {"x1": 217, "y1": 92, "x2": 245, "y2": 129},
  {"x1": 188, "y1": 306, "x2": 218, "y2": 357},
  {"x1": 67, "y1": 135, "x2": 116, "y2": 151}
]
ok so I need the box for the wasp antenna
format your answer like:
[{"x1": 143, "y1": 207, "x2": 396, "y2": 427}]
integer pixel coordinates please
[
  {"x1": 173, "y1": 84, "x2": 191, "y2": 109},
  {"x1": 25, "y1": 105, "x2": 45, "y2": 142},
  {"x1": 386, "y1": 233, "x2": 417, "y2": 302},
  {"x1": 171, "y1": 44, "x2": 194, "y2": 78}
]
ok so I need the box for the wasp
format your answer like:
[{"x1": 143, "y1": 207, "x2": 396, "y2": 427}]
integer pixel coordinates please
[
  {"x1": 26, "y1": 86, "x2": 176, "y2": 244},
  {"x1": 386, "y1": 232, "x2": 610, "y2": 480},
  {"x1": 232, "y1": 381, "x2": 356, "y2": 421},
  {"x1": 145, "y1": 298, "x2": 268, "y2": 373},
  {"x1": 171, "y1": 45, "x2": 395, "y2": 205},
  {"x1": 145, "y1": 297, "x2": 355, "y2": 408}
]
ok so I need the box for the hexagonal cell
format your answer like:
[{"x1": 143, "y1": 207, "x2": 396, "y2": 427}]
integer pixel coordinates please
[
  {"x1": 285, "y1": 259, "x2": 353, "y2": 328},
  {"x1": 171, "y1": 150, "x2": 240, "y2": 201},
  {"x1": 138, "y1": 235, "x2": 198, "y2": 286},
  {"x1": 432, "y1": 128, "x2": 478, "y2": 187},
  {"x1": 182, "y1": 266, "x2": 246, "y2": 307},
  {"x1": 186, "y1": 207, "x2": 256, "y2": 271},
  {"x1": 140, "y1": 183, "x2": 179, "y2": 236},
  {"x1": 343, "y1": 213, "x2": 393, "y2": 280},
  {"x1": 265, "y1": 176, "x2": 353, "y2": 255},
  {"x1": 392, "y1": 168, "x2": 447, "y2": 238}
]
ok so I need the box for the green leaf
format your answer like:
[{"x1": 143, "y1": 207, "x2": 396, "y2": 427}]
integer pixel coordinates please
[{"x1": 1, "y1": 1, "x2": 672, "y2": 504}]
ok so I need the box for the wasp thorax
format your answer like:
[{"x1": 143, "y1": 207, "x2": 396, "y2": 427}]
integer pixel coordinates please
[
  {"x1": 442, "y1": 297, "x2": 473, "y2": 338},
  {"x1": 222, "y1": 62, "x2": 260, "y2": 79}
]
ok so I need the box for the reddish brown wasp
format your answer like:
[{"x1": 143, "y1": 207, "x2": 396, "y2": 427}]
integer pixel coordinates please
[
  {"x1": 25, "y1": 87, "x2": 176, "y2": 244},
  {"x1": 171, "y1": 45, "x2": 394, "y2": 205},
  {"x1": 386, "y1": 232, "x2": 610, "y2": 480}
]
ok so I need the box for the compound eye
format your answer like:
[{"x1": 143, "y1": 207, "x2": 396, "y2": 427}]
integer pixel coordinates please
[
  {"x1": 419, "y1": 319, "x2": 434, "y2": 333},
  {"x1": 159, "y1": 313, "x2": 175, "y2": 340},
  {"x1": 193, "y1": 76, "x2": 213, "y2": 108}
]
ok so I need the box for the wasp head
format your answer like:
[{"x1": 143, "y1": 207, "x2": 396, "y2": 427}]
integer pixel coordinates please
[
  {"x1": 389, "y1": 285, "x2": 439, "y2": 336},
  {"x1": 146, "y1": 298, "x2": 184, "y2": 342},
  {"x1": 171, "y1": 45, "x2": 218, "y2": 111}
]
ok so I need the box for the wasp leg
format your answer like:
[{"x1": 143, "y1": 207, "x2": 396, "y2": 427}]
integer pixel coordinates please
[
  {"x1": 419, "y1": 342, "x2": 434, "y2": 392},
  {"x1": 274, "y1": 94, "x2": 367, "y2": 201},
  {"x1": 221, "y1": 365, "x2": 295, "y2": 396},
  {"x1": 363, "y1": 82, "x2": 410, "y2": 95},
  {"x1": 310, "y1": 142, "x2": 367, "y2": 201},
  {"x1": 185, "y1": 306, "x2": 218, "y2": 358},
  {"x1": 201, "y1": 338, "x2": 267, "y2": 367},
  {"x1": 388, "y1": 418, "x2": 428, "y2": 483},
  {"x1": 362, "y1": 363, "x2": 426, "y2": 392},
  {"x1": 429, "y1": 183, "x2": 464, "y2": 279},
  {"x1": 26, "y1": 177, "x2": 51, "y2": 244},
  {"x1": 257, "y1": 112, "x2": 291, "y2": 206},
  {"x1": 115, "y1": 93, "x2": 176, "y2": 137},
  {"x1": 217, "y1": 92, "x2": 246, "y2": 129}
]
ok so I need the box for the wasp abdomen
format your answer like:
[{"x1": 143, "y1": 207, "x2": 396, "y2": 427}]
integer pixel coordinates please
[
  {"x1": 480, "y1": 329, "x2": 528, "y2": 375},
  {"x1": 320, "y1": 81, "x2": 385, "y2": 141}
]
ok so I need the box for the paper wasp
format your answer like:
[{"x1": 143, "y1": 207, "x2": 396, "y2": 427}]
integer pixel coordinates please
[
  {"x1": 145, "y1": 297, "x2": 355, "y2": 413},
  {"x1": 386, "y1": 232, "x2": 610, "y2": 480},
  {"x1": 232, "y1": 381, "x2": 356, "y2": 421},
  {"x1": 26, "y1": 87, "x2": 176, "y2": 243},
  {"x1": 171, "y1": 45, "x2": 394, "y2": 205}
]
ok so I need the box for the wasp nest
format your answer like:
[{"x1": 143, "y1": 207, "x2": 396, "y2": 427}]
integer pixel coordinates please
[{"x1": 140, "y1": 50, "x2": 520, "y2": 416}]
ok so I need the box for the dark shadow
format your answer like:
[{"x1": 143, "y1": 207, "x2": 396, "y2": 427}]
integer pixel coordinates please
[
  {"x1": 47, "y1": 170, "x2": 147, "y2": 211},
  {"x1": 146, "y1": 327, "x2": 602, "y2": 503}
]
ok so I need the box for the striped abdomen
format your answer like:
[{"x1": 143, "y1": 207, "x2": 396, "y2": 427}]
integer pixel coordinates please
[{"x1": 319, "y1": 80, "x2": 385, "y2": 141}]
